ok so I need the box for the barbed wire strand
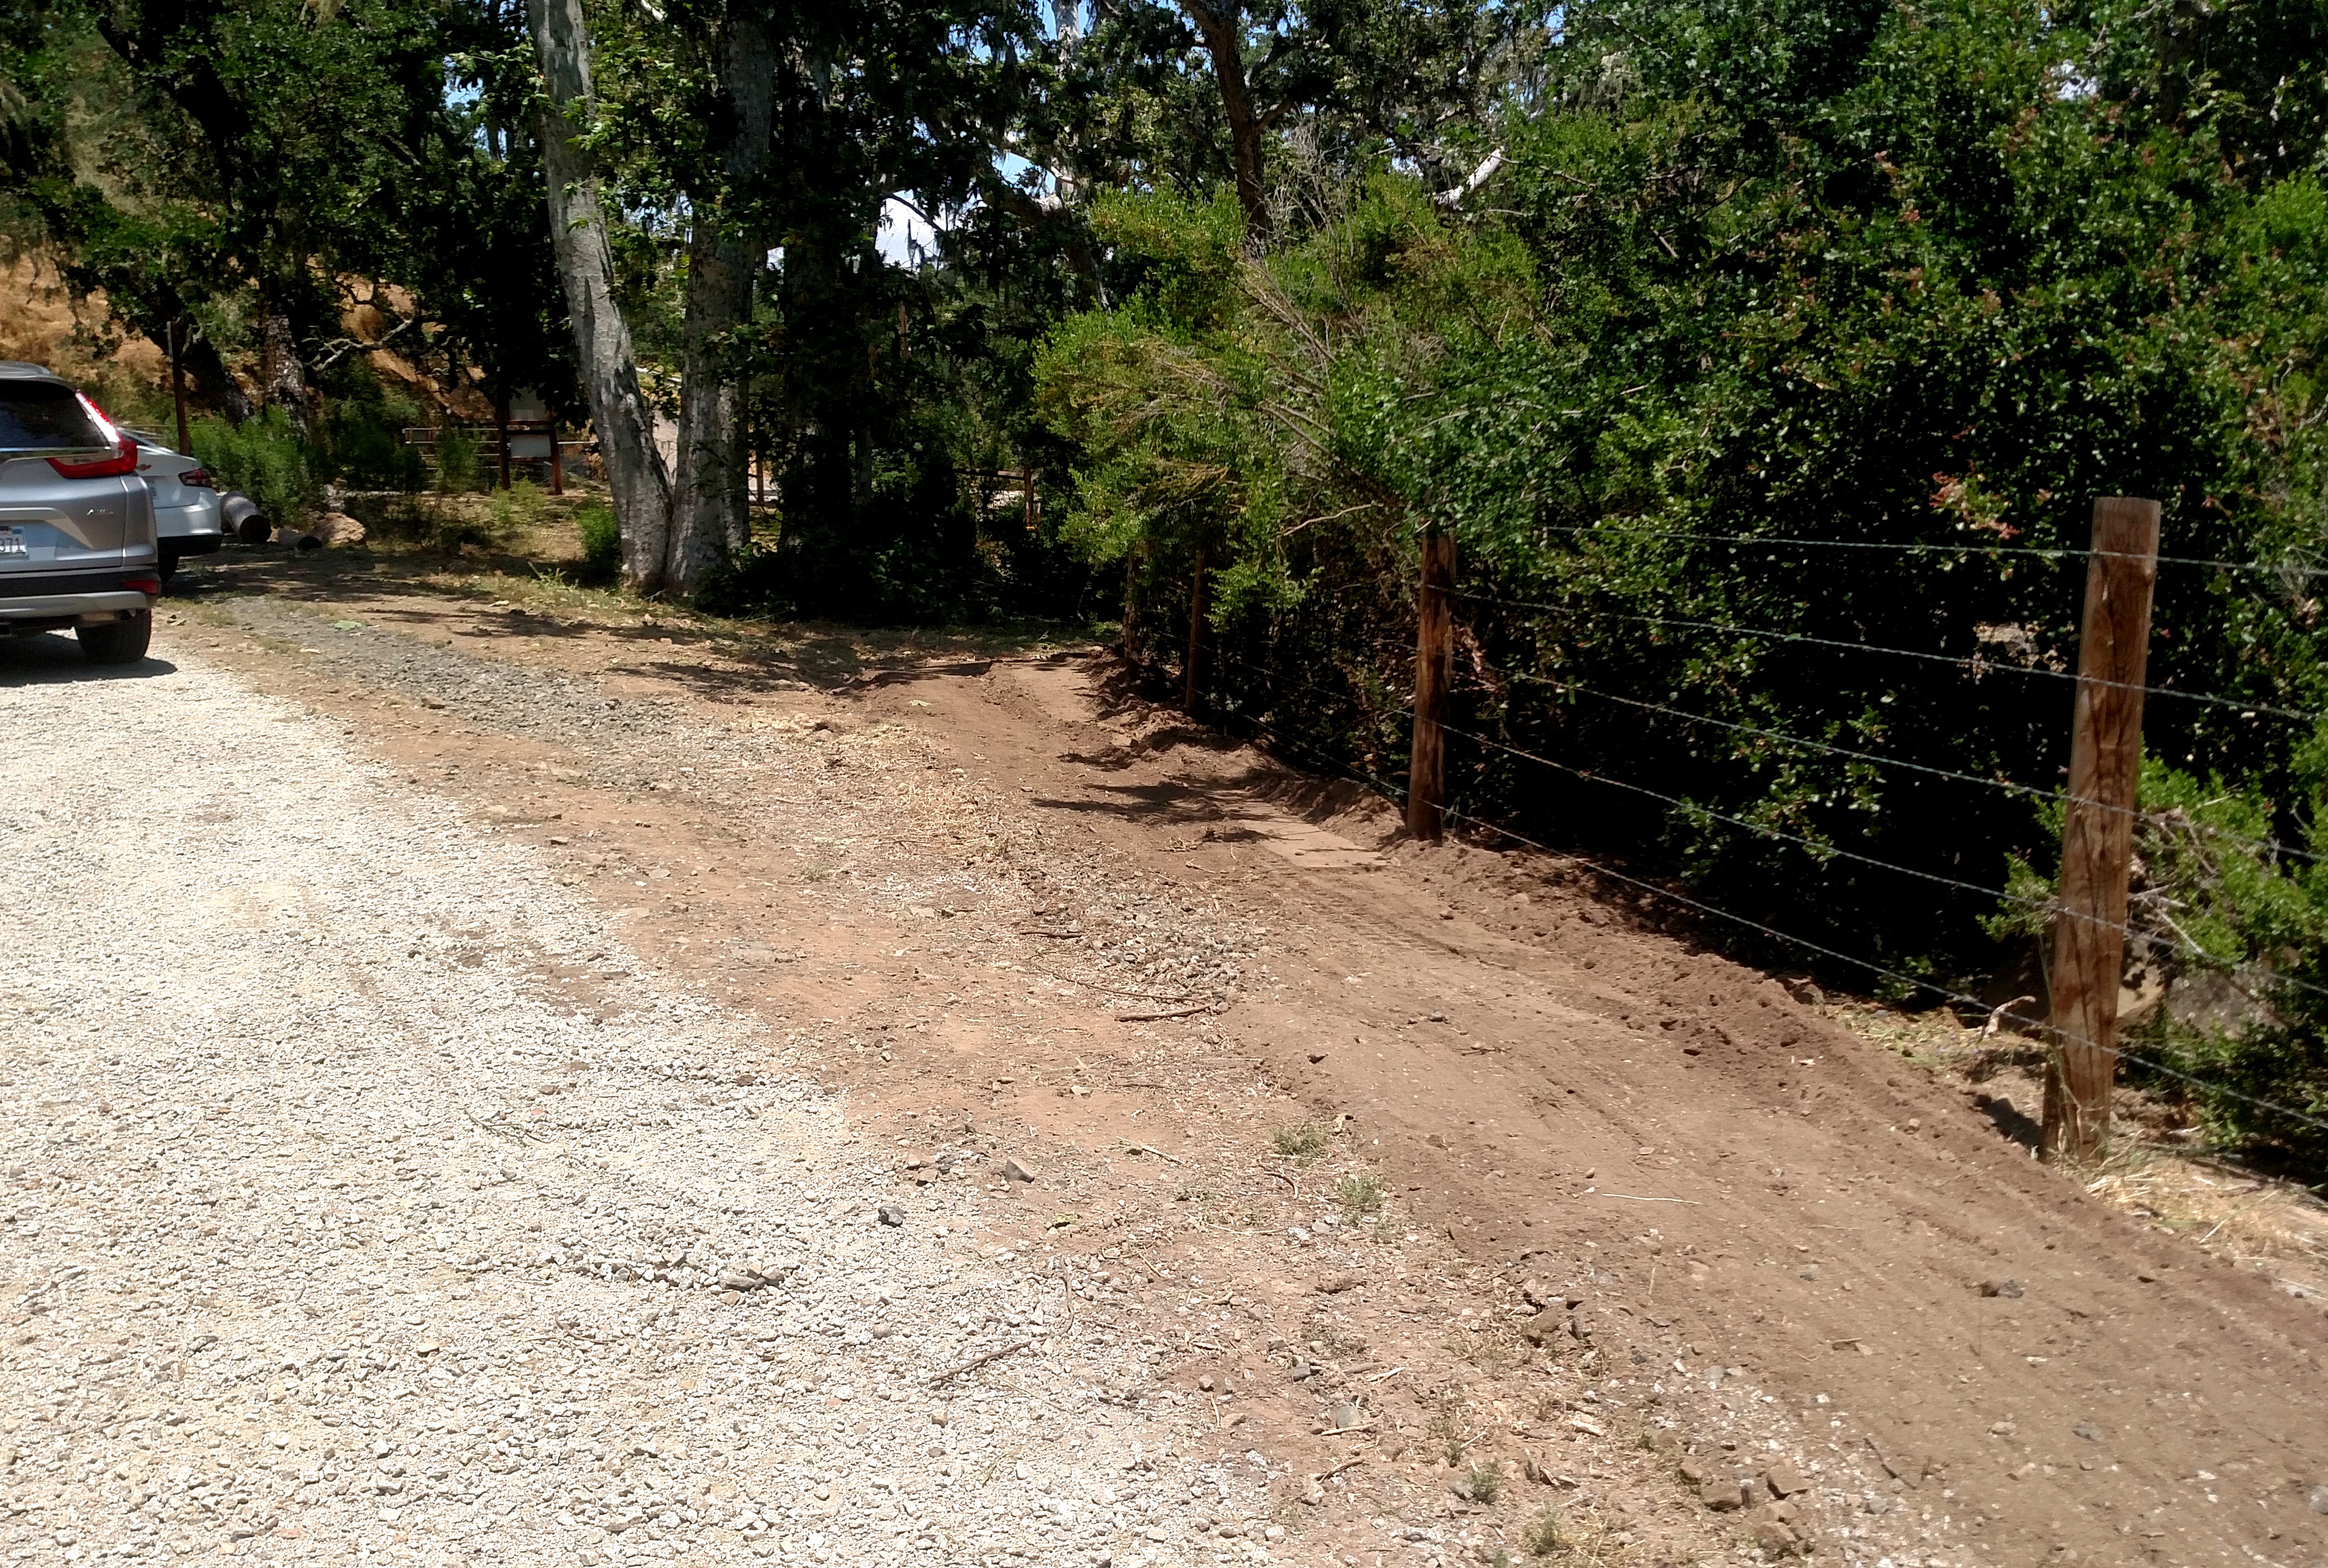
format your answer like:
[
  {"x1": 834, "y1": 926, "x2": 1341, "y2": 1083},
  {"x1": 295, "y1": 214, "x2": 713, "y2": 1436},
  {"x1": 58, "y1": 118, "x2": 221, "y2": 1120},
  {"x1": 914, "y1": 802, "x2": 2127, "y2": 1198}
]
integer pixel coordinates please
[
  {"x1": 1447, "y1": 587, "x2": 2328, "y2": 728},
  {"x1": 1526, "y1": 519, "x2": 2328, "y2": 579},
  {"x1": 1195, "y1": 638, "x2": 1417, "y2": 722},
  {"x1": 1192, "y1": 610, "x2": 2318, "y2": 866},
  {"x1": 1434, "y1": 716, "x2": 2328, "y2": 1010},
  {"x1": 1138, "y1": 644, "x2": 2328, "y2": 1136},
  {"x1": 1423, "y1": 801, "x2": 2328, "y2": 1137},
  {"x1": 1503, "y1": 670, "x2": 2325, "y2": 868}
]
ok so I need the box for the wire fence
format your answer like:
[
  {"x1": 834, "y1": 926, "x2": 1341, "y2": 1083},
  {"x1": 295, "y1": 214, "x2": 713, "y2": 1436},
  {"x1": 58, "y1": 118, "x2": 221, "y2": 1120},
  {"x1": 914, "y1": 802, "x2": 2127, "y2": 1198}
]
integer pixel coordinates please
[
  {"x1": 1449, "y1": 587, "x2": 2328, "y2": 727},
  {"x1": 1184, "y1": 634, "x2": 2328, "y2": 1140},
  {"x1": 1524, "y1": 519, "x2": 2328, "y2": 579},
  {"x1": 1122, "y1": 523, "x2": 2328, "y2": 1155}
]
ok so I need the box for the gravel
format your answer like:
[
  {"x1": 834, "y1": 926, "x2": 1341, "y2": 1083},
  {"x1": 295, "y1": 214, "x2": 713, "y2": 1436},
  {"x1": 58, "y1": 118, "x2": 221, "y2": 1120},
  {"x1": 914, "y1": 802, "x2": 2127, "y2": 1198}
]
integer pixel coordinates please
[
  {"x1": 199, "y1": 593, "x2": 1267, "y2": 1016},
  {"x1": 0, "y1": 650, "x2": 1266, "y2": 1565}
]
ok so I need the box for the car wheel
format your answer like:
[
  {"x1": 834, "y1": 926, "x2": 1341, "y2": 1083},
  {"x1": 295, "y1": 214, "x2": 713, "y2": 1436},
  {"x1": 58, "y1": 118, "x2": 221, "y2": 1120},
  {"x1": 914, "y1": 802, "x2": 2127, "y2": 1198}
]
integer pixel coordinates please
[
  {"x1": 78, "y1": 610, "x2": 152, "y2": 665},
  {"x1": 157, "y1": 550, "x2": 180, "y2": 583}
]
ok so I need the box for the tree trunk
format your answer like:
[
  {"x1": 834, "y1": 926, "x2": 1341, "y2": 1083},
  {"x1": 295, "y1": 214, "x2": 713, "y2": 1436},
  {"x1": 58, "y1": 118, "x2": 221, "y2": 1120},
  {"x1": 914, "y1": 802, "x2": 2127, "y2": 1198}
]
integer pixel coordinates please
[
  {"x1": 258, "y1": 299, "x2": 309, "y2": 436},
  {"x1": 526, "y1": 0, "x2": 671, "y2": 592},
  {"x1": 1179, "y1": 0, "x2": 1268, "y2": 241},
  {"x1": 665, "y1": 10, "x2": 776, "y2": 598}
]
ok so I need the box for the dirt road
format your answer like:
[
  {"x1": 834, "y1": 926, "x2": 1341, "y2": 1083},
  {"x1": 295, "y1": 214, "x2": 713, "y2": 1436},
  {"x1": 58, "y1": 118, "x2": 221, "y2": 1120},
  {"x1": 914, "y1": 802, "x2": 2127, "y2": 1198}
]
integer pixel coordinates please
[
  {"x1": 0, "y1": 645, "x2": 1258, "y2": 1566},
  {"x1": 7, "y1": 550, "x2": 2325, "y2": 1568}
]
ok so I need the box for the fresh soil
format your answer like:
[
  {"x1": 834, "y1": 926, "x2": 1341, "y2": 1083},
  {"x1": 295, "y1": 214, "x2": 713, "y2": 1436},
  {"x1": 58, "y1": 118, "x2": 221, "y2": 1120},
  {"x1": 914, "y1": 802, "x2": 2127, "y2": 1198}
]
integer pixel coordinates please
[{"x1": 79, "y1": 538, "x2": 2328, "y2": 1567}]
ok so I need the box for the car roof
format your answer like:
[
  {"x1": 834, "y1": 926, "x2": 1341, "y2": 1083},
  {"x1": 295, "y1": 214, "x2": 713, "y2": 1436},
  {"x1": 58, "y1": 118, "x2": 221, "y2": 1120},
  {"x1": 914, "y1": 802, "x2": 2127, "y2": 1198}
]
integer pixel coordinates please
[{"x1": 0, "y1": 362, "x2": 73, "y2": 386}]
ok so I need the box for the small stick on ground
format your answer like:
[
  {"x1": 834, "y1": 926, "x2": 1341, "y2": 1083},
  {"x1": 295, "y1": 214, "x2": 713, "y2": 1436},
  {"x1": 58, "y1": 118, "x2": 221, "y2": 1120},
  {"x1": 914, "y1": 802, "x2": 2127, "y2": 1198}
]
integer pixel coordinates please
[
  {"x1": 1123, "y1": 1141, "x2": 1185, "y2": 1166},
  {"x1": 927, "y1": 1339, "x2": 1033, "y2": 1388},
  {"x1": 1257, "y1": 1165, "x2": 1297, "y2": 1192},
  {"x1": 1315, "y1": 1457, "x2": 1367, "y2": 1482},
  {"x1": 1117, "y1": 1004, "x2": 1214, "y2": 1022}
]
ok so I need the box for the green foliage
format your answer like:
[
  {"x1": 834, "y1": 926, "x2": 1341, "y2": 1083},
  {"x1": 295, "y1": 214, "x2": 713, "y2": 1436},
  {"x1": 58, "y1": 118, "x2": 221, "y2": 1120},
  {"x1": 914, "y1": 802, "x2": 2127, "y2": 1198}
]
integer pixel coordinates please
[
  {"x1": 1995, "y1": 760, "x2": 2328, "y2": 1166},
  {"x1": 574, "y1": 502, "x2": 622, "y2": 583},
  {"x1": 1334, "y1": 1172, "x2": 1385, "y2": 1216},
  {"x1": 487, "y1": 479, "x2": 549, "y2": 537},
  {"x1": 189, "y1": 407, "x2": 313, "y2": 521},
  {"x1": 1270, "y1": 1121, "x2": 1334, "y2": 1163},
  {"x1": 1522, "y1": 1506, "x2": 1564, "y2": 1556},
  {"x1": 322, "y1": 380, "x2": 425, "y2": 491},
  {"x1": 433, "y1": 429, "x2": 484, "y2": 495},
  {"x1": 0, "y1": 0, "x2": 575, "y2": 433},
  {"x1": 1041, "y1": 0, "x2": 2328, "y2": 1046}
]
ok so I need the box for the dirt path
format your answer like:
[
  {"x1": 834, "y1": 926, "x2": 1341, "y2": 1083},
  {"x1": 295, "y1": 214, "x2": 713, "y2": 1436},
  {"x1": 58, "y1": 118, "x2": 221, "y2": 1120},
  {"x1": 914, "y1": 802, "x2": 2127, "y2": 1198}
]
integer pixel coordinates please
[
  {"x1": 0, "y1": 646, "x2": 1259, "y2": 1567},
  {"x1": 12, "y1": 549, "x2": 2325, "y2": 1568}
]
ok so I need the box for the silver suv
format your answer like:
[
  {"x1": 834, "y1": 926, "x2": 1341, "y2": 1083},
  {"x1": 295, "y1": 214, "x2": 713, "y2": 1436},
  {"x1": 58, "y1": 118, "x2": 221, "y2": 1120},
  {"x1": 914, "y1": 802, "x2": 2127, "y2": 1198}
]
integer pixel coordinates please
[{"x1": 0, "y1": 363, "x2": 160, "y2": 664}]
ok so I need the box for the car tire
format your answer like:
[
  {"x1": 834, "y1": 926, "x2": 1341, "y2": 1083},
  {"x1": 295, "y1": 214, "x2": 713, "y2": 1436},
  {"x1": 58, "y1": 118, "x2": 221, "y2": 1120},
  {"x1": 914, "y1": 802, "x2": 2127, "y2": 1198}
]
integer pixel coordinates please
[
  {"x1": 78, "y1": 610, "x2": 152, "y2": 665},
  {"x1": 157, "y1": 549, "x2": 180, "y2": 583}
]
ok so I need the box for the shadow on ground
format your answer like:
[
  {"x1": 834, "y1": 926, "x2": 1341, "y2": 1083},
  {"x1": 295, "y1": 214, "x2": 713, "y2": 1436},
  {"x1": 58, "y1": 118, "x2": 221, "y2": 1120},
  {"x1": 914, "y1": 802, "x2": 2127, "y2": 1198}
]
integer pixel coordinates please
[{"x1": 0, "y1": 631, "x2": 177, "y2": 686}]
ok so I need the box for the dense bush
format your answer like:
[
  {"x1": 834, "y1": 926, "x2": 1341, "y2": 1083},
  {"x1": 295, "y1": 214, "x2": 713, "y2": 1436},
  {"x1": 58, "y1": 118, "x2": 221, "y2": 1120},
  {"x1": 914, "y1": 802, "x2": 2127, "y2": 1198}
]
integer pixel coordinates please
[
  {"x1": 190, "y1": 407, "x2": 317, "y2": 522},
  {"x1": 324, "y1": 393, "x2": 425, "y2": 491},
  {"x1": 433, "y1": 427, "x2": 484, "y2": 494},
  {"x1": 1037, "y1": 0, "x2": 2328, "y2": 1165},
  {"x1": 573, "y1": 501, "x2": 621, "y2": 582}
]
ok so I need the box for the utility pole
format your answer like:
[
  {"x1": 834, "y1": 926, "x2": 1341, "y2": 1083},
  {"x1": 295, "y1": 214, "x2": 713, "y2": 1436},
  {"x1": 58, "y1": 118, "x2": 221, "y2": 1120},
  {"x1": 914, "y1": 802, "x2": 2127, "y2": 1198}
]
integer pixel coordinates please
[
  {"x1": 2041, "y1": 496, "x2": 2162, "y2": 1164},
  {"x1": 1183, "y1": 548, "x2": 1207, "y2": 715},
  {"x1": 168, "y1": 318, "x2": 191, "y2": 455},
  {"x1": 1406, "y1": 527, "x2": 1456, "y2": 841}
]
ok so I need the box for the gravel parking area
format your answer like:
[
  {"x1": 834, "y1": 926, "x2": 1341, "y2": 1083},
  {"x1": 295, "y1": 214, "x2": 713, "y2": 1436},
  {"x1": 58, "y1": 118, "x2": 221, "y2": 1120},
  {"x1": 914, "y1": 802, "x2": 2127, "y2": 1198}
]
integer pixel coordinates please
[{"x1": 0, "y1": 646, "x2": 1262, "y2": 1567}]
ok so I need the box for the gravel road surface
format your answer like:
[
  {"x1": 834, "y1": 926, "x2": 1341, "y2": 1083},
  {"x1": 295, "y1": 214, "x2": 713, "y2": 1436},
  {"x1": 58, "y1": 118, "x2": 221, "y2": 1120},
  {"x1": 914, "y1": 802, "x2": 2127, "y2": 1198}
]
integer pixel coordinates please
[{"x1": 0, "y1": 649, "x2": 1260, "y2": 1567}]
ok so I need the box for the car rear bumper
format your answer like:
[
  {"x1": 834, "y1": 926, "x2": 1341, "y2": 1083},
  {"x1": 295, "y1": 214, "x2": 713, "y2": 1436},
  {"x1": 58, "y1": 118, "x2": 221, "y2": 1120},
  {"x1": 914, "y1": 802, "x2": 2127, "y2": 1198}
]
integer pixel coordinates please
[
  {"x1": 156, "y1": 500, "x2": 224, "y2": 544},
  {"x1": 1, "y1": 568, "x2": 157, "y2": 631}
]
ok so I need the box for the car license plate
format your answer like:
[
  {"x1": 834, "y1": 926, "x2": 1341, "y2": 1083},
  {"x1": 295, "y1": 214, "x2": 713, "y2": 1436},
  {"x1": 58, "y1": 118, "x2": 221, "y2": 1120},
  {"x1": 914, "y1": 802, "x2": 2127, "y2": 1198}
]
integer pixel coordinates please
[{"x1": 0, "y1": 526, "x2": 25, "y2": 557}]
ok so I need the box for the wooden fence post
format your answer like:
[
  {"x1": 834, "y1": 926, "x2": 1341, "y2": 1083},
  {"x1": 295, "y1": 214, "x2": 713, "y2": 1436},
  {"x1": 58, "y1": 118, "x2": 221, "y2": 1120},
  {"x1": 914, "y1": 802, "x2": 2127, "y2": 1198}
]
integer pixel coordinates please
[
  {"x1": 495, "y1": 397, "x2": 513, "y2": 491},
  {"x1": 1407, "y1": 527, "x2": 1456, "y2": 841},
  {"x1": 2041, "y1": 496, "x2": 2162, "y2": 1164},
  {"x1": 1183, "y1": 548, "x2": 1207, "y2": 715}
]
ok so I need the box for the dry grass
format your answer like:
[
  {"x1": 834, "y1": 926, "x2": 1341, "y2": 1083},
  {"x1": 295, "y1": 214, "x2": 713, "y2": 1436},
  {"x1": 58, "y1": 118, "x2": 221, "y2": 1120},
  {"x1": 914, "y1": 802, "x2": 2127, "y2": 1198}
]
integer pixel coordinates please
[
  {"x1": 1821, "y1": 1000, "x2": 2328, "y2": 1298},
  {"x1": 2083, "y1": 1148, "x2": 2328, "y2": 1274},
  {"x1": 0, "y1": 256, "x2": 170, "y2": 421}
]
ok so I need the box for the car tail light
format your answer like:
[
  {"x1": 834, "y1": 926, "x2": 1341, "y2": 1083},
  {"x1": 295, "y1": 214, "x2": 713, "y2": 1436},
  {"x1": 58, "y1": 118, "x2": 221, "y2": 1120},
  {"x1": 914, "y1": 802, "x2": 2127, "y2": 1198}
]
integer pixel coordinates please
[
  {"x1": 177, "y1": 467, "x2": 216, "y2": 488},
  {"x1": 47, "y1": 395, "x2": 137, "y2": 479},
  {"x1": 121, "y1": 574, "x2": 161, "y2": 597}
]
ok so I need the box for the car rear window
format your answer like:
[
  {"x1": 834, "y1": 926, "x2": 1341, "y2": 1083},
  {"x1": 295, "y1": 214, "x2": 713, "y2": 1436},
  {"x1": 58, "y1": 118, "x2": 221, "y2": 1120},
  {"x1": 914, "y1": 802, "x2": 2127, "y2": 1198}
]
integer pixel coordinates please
[{"x1": 0, "y1": 380, "x2": 108, "y2": 451}]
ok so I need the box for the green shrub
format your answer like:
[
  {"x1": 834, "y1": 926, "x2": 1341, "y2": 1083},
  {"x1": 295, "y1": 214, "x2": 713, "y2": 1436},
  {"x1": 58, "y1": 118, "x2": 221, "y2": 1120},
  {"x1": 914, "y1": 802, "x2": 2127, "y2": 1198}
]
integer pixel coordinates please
[
  {"x1": 326, "y1": 402, "x2": 423, "y2": 491},
  {"x1": 574, "y1": 502, "x2": 621, "y2": 581},
  {"x1": 487, "y1": 478, "x2": 549, "y2": 538},
  {"x1": 434, "y1": 427, "x2": 483, "y2": 493},
  {"x1": 1522, "y1": 1507, "x2": 1563, "y2": 1556},
  {"x1": 189, "y1": 407, "x2": 317, "y2": 522},
  {"x1": 1335, "y1": 1172, "x2": 1385, "y2": 1216},
  {"x1": 1992, "y1": 760, "x2": 2328, "y2": 1171}
]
